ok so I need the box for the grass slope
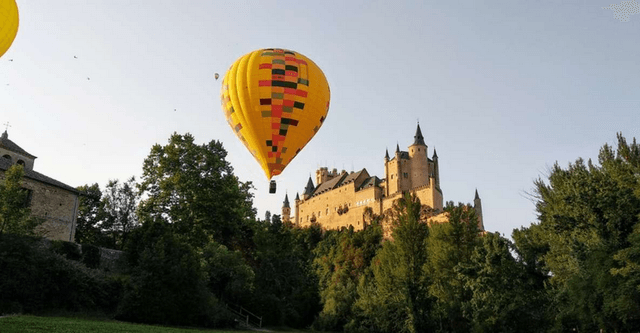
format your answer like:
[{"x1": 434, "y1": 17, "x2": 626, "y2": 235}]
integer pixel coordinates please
[{"x1": 0, "y1": 315, "x2": 262, "y2": 333}]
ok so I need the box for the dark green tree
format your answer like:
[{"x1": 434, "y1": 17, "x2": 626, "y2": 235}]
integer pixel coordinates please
[
  {"x1": 426, "y1": 202, "x2": 481, "y2": 332},
  {"x1": 0, "y1": 165, "x2": 43, "y2": 236},
  {"x1": 137, "y1": 133, "x2": 256, "y2": 252},
  {"x1": 202, "y1": 241, "x2": 255, "y2": 304},
  {"x1": 74, "y1": 183, "x2": 110, "y2": 246},
  {"x1": 313, "y1": 222, "x2": 383, "y2": 331},
  {"x1": 117, "y1": 220, "x2": 231, "y2": 327},
  {"x1": 250, "y1": 214, "x2": 322, "y2": 328},
  {"x1": 354, "y1": 193, "x2": 432, "y2": 333},
  {"x1": 460, "y1": 232, "x2": 548, "y2": 333},
  {"x1": 523, "y1": 133, "x2": 640, "y2": 332},
  {"x1": 102, "y1": 177, "x2": 139, "y2": 250}
]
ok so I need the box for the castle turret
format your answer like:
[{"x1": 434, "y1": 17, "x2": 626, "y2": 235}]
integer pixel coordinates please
[
  {"x1": 474, "y1": 189, "x2": 484, "y2": 231},
  {"x1": 432, "y1": 148, "x2": 440, "y2": 189},
  {"x1": 282, "y1": 193, "x2": 291, "y2": 223},
  {"x1": 294, "y1": 192, "x2": 300, "y2": 225},
  {"x1": 408, "y1": 123, "x2": 429, "y2": 188},
  {"x1": 303, "y1": 177, "x2": 315, "y2": 200}
]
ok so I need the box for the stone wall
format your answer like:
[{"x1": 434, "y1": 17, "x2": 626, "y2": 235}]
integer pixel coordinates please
[{"x1": 23, "y1": 177, "x2": 78, "y2": 241}]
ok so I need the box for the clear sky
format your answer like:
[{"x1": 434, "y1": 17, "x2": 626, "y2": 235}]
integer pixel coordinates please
[{"x1": 2, "y1": 0, "x2": 639, "y2": 238}]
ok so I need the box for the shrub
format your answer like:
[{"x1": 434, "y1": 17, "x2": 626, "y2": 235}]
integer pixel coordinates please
[
  {"x1": 81, "y1": 243, "x2": 101, "y2": 269},
  {"x1": 0, "y1": 234, "x2": 120, "y2": 315},
  {"x1": 50, "y1": 240, "x2": 81, "y2": 261}
]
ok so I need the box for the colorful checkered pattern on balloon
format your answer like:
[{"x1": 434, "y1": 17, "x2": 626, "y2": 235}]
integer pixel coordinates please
[{"x1": 258, "y1": 49, "x2": 311, "y2": 176}]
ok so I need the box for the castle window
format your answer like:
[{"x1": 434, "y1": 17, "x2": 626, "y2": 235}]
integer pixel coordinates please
[
  {"x1": 404, "y1": 173, "x2": 409, "y2": 178},
  {"x1": 326, "y1": 208, "x2": 329, "y2": 215},
  {"x1": 391, "y1": 175, "x2": 394, "y2": 179},
  {"x1": 2, "y1": 154, "x2": 10, "y2": 162},
  {"x1": 17, "y1": 159, "x2": 25, "y2": 166}
]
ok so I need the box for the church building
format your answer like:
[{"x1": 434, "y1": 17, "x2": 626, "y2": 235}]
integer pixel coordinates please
[
  {"x1": 282, "y1": 124, "x2": 484, "y2": 235},
  {"x1": 0, "y1": 130, "x2": 79, "y2": 241}
]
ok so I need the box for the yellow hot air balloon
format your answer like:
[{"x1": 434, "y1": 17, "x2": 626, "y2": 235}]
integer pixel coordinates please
[
  {"x1": 221, "y1": 48, "x2": 330, "y2": 187},
  {"x1": 0, "y1": 0, "x2": 19, "y2": 58}
]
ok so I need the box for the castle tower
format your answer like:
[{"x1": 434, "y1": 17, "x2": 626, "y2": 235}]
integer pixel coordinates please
[
  {"x1": 408, "y1": 123, "x2": 429, "y2": 188},
  {"x1": 432, "y1": 148, "x2": 440, "y2": 189},
  {"x1": 282, "y1": 193, "x2": 291, "y2": 223},
  {"x1": 474, "y1": 189, "x2": 484, "y2": 231},
  {"x1": 384, "y1": 148, "x2": 390, "y2": 196},
  {"x1": 294, "y1": 193, "x2": 300, "y2": 225}
]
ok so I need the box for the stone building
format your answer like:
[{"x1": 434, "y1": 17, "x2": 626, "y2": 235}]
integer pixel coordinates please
[
  {"x1": 0, "y1": 130, "x2": 79, "y2": 241},
  {"x1": 282, "y1": 124, "x2": 484, "y2": 235}
]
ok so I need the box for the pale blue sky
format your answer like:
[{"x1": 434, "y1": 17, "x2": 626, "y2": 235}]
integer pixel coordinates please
[{"x1": 2, "y1": 0, "x2": 638, "y2": 237}]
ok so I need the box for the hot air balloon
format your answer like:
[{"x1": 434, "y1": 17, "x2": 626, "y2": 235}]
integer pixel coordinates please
[
  {"x1": 214, "y1": 73, "x2": 219, "y2": 80},
  {"x1": 221, "y1": 48, "x2": 330, "y2": 193},
  {"x1": 0, "y1": 0, "x2": 19, "y2": 59}
]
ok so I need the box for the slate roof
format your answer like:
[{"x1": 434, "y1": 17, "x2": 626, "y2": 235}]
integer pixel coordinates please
[
  {"x1": 306, "y1": 168, "x2": 379, "y2": 198},
  {"x1": 358, "y1": 176, "x2": 382, "y2": 191},
  {"x1": 412, "y1": 124, "x2": 426, "y2": 146},
  {"x1": 0, "y1": 131, "x2": 37, "y2": 159},
  {"x1": 0, "y1": 155, "x2": 78, "y2": 194},
  {"x1": 389, "y1": 151, "x2": 410, "y2": 161}
]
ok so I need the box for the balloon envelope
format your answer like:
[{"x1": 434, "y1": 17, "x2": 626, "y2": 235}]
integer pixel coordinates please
[
  {"x1": 221, "y1": 48, "x2": 330, "y2": 179},
  {"x1": 0, "y1": 0, "x2": 19, "y2": 58}
]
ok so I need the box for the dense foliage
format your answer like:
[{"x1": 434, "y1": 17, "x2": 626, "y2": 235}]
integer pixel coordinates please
[{"x1": 3, "y1": 132, "x2": 640, "y2": 332}]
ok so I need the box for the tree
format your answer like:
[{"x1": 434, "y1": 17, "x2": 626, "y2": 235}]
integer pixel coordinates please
[
  {"x1": 102, "y1": 177, "x2": 139, "y2": 250},
  {"x1": 313, "y1": 223, "x2": 383, "y2": 332},
  {"x1": 250, "y1": 214, "x2": 322, "y2": 328},
  {"x1": 522, "y1": 133, "x2": 640, "y2": 331},
  {"x1": 426, "y1": 202, "x2": 481, "y2": 332},
  {"x1": 0, "y1": 165, "x2": 43, "y2": 236},
  {"x1": 117, "y1": 220, "x2": 231, "y2": 327},
  {"x1": 354, "y1": 193, "x2": 432, "y2": 333},
  {"x1": 460, "y1": 232, "x2": 548, "y2": 333},
  {"x1": 137, "y1": 133, "x2": 256, "y2": 252},
  {"x1": 75, "y1": 183, "x2": 110, "y2": 246}
]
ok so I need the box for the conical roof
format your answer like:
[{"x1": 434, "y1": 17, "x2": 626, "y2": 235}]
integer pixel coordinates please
[{"x1": 412, "y1": 124, "x2": 426, "y2": 146}]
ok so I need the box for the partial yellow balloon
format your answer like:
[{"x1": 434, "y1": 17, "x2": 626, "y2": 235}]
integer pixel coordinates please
[
  {"x1": 0, "y1": 0, "x2": 19, "y2": 58},
  {"x1": 221, "y1": 48, "x2": 330, "y2": 179}
]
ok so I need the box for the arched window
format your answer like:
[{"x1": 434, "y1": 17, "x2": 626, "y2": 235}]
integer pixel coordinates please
[
  {"x1": 2, "y1": 154, "x2": 11, "y2": 162},
  {"x1": 17, "y1": 159, "x2": 25, "y2": 166}
]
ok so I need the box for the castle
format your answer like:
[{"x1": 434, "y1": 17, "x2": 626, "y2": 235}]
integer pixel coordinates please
[
  {"x1": 281, "y1": 124, "x2": 484, "y2": 234},
  {"x1": 0, "y1": 130, "x2": 79, "y2": 241}
]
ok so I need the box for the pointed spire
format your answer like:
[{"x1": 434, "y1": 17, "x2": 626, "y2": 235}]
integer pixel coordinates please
[
  {"x1": 283, "y1": 193, "x2": 290, "y2": 208},
  {"x1": 475, "y1": 189, "x2": 480, "y2": 200},
  {"x1": 396, "y1": 143, "x2": 400, "y2": 154},
  {"x1": 432, "y1": 148, "x2": 438, "y2": 159},
  {"x1": 413, "y1": 123, "x2": 426, "y2": 146},
  {"x1": 295, "y1": 192, "x2": 300, "y2": 201},
  {"x1": 304, "y1": 176, "x2": 315, "y2": 196},
  {"x1": 385, "y1": 148, "x2": 390, "y2": 160}
]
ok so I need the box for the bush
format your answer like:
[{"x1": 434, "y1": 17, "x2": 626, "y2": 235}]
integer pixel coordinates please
[
  {"x1": 81, "y1": 243, "x2": 101, "y2": 269},
  {"x1": 50, "y1": 240, "x2": 81, "y2": 261},
  {"x1": 116, "y1": 222, "x2": 234, "y2": 327},
  {"x1": 0, "y1": 234, "x2": 120, "y2": 315}
]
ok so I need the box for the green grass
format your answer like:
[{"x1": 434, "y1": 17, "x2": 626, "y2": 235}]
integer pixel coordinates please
[{"x1": 0, "y1": 315, "x2": 273, "y2": 333}]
